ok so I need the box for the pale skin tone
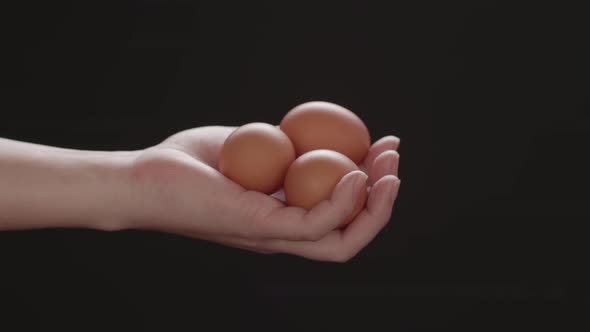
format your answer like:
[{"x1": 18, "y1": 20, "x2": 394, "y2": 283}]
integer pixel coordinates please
[{"x1": 0, "y1": 126, "x2": 400, "y2": 262}]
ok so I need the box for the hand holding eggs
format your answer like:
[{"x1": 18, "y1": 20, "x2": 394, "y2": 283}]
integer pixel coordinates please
[
  {"x1": 284, "y1": 149, "x2": 368, "y2": 228},
  {"x1": 219, "y1": 101, "x2": 371, "y2": 227}
]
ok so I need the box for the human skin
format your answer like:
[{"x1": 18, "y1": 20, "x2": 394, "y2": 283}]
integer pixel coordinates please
[{"x1": 0, "y1": 126, "x2": 400, "y2": 262}]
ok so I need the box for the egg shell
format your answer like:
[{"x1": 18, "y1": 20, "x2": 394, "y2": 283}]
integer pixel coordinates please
[
  {"x1": 279, "y1": 101, "x2": 371, "y2": 164},
  {"x1": 219, "y1": 122, "x2": 295, "y2": 194},
  {"x1": 284, "y1": 149, "x2": 368, "y2": 228}
]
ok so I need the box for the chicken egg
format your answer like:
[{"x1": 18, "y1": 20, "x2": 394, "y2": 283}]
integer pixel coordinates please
[
  {"x1": 219, "y1": 122, "x2": 295, "y2": 194},
  {"x1": 283, "y1": 149, "x2": 368, "y2": 228},
  {"x1": 279, "y1": 101, "x2": 371, "y2": 164}
]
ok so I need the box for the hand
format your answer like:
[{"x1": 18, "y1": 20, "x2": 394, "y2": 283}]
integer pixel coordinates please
[{"x1": 127, "y1": 125, "x2": 401, "y2": 262}]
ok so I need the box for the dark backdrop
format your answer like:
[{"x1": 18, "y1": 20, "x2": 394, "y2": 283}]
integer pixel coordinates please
[{"x1": 1, "y1": 1, "x2": 588, "y2": 331}]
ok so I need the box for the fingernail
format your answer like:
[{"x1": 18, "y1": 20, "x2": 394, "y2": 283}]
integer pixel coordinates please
[
  {"x1": 354, "y1": 172, "x2": 369, "y2": 197},
  {"x1": 389, "y1": 178, "x2": 401, "y2": 204},
  {"x1": 386, "y1": 155, "x2": 395, "y2": 175}
]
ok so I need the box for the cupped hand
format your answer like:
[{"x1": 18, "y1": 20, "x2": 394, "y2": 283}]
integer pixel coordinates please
[{"x1": 128, "y1": 125, "x2": 401, "y2": 262}]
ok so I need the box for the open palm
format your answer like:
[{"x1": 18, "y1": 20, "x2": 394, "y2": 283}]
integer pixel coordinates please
[{"x1": 130, "y1": 125, "x2": 400, "y2": 262}]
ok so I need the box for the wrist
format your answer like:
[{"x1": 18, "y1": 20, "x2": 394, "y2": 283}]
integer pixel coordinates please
[{"x1": 78, "y1": 150, "x2": 142, "y2": 232}]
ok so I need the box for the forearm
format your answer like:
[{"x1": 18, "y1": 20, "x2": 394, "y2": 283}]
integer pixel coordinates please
[{"x1": 0, "y1": 137, "x2": 140, "y2": 231}]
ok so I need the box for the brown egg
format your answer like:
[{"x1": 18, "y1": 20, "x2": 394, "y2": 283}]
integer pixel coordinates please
[
  {"x1": 219, "y1": 122, "x2": 295, "y2": 194},
  {"x1": 284, "y1": 149, "x2": 368, "y2": 228},
  {"x1": 279, "y1": 101, "x2": 371, "y2": 164}
]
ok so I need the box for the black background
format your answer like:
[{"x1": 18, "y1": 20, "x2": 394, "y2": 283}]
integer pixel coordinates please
[{"x1": 1, "y1": 1, "x2": 589, "y2": 331}]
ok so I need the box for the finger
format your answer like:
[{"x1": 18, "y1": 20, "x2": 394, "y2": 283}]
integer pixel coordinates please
[
  {"x1": 241, "y1": 171, "x2": 369, "y2": 242},
  {"x1": 260, "y1": 175, "x2": 401, "y2": 262},
  {"x1": 360, "y1": 135, "x2": 400, "y2": 173},
  {"x1": 368, "y1": 150, "x2": 400, "y2": 186}
]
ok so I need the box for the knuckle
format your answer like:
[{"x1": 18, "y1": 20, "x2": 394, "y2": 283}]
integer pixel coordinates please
[
  {"x1": 323, "y1": 204, "x2": 349, "y2": 228},
  {"x1": 336, "y1": 212, "x2": 354, "y2": 228},
  {"x1": 300, "y1": 223, "x2": 325, "y2": 242}
]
